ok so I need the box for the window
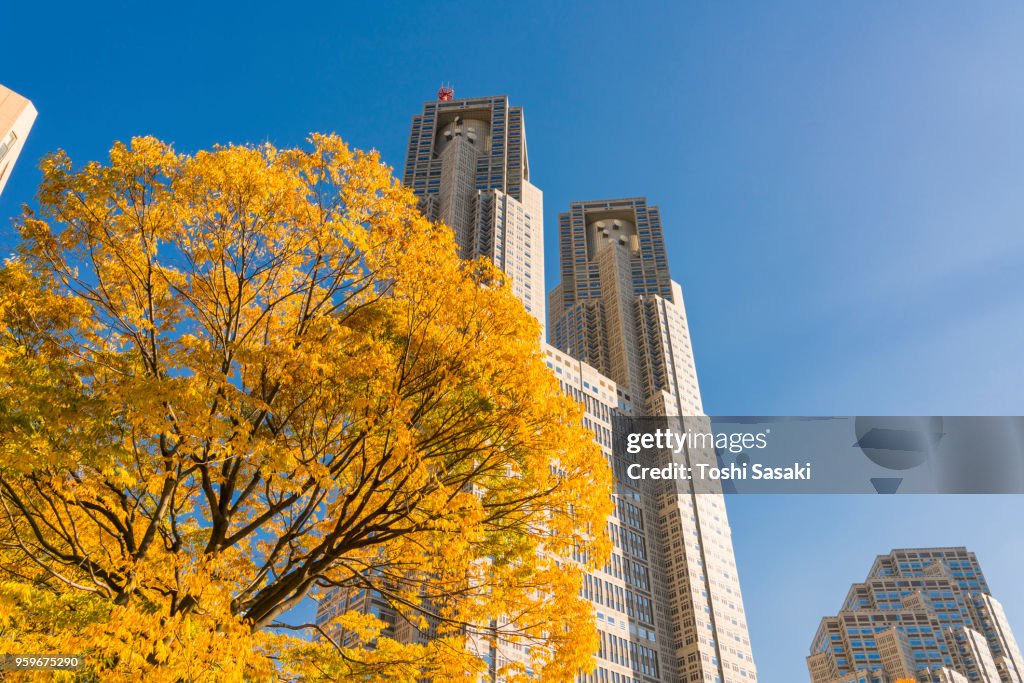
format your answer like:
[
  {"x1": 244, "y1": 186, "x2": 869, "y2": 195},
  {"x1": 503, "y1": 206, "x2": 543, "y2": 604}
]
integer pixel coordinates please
[{"x1": 0, "y1": 131, "x2": 18, "y2": 163}]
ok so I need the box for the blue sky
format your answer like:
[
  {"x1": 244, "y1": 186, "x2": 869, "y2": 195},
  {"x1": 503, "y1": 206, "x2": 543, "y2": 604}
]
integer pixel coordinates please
[{"x1": 3, "y1": 2, "x2": 1023, "y2": 680}]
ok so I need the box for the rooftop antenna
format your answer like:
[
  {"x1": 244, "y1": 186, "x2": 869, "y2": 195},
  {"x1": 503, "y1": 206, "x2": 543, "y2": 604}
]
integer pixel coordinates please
[{"x1": 438, "y1": 82, "x2": 454, "y2": 101}]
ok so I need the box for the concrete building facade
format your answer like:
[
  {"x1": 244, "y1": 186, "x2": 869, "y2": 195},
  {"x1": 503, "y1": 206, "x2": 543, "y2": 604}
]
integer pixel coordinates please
[
  {"x1": 0, "y1": 84, "x2": 38, "y2": 197},
  {"x1": 808, "y1": 547, "x2": 1024, "y2": 683}
]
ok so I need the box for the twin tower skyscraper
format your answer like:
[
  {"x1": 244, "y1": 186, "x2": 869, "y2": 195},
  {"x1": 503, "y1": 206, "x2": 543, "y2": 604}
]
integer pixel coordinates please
[
  {"x1": 405, "y1": 92, "x2": 758, "y2": 683},
  {"x1": 320, "y1": 92, "x2": 758, "y2": 683},
  {"x1": 404, "y1": 94, "x2": 705, "y2": 419}
]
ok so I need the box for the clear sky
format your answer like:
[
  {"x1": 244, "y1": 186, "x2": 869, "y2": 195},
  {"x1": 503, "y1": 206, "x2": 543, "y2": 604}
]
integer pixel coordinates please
[{"x1": 3, "y1": 2, "x2": 1023, "y2": 680}]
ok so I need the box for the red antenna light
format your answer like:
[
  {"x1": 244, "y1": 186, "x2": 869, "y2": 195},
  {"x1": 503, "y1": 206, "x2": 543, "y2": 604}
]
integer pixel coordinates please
[{"x1": 438, "y1": 83, "x2": 454, "y2": 101}]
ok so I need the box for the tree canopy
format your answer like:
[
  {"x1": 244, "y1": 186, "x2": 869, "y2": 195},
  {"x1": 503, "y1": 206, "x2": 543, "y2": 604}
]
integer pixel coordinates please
[{"x1": 0, "y1": 135, "x2": 612, "y2": 682}]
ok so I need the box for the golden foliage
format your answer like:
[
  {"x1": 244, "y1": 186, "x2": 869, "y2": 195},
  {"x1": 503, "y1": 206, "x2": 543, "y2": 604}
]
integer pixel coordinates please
[{"x1": 0, "y1": 135, "x2": 612, "y2": 681}]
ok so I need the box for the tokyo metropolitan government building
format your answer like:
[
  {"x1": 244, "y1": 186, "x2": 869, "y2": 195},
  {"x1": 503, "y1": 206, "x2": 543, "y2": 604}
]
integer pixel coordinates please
[{"x1": 317, "y1": 90, "x2": 758, "y2": 683}]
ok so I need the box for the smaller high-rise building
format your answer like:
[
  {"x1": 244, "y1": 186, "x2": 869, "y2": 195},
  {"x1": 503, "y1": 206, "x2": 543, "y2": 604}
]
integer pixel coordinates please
[
  {"x1": 808, "y1": 547, "x2": 1024, "y2": 683},
  {"x1": 0, "y1": 84, "x2": 37, "y2": 197}
]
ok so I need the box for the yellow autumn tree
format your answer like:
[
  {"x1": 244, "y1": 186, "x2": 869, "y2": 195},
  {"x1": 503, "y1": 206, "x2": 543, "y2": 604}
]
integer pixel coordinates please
[{"x1": 0, "y1": 135, "x2": 612, "y2": 682}]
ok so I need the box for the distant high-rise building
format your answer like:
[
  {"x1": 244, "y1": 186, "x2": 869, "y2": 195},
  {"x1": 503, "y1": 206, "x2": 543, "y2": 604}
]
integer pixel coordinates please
[
  {"x1": 808, "y1": 547, "x2": 1024, "y2": 683},
  {"x1": 0, "y1": 84, "x2": 38, "y2": 197},
  {"x1": 317, "y1": 90, "x2": 758, "y2": 683}
]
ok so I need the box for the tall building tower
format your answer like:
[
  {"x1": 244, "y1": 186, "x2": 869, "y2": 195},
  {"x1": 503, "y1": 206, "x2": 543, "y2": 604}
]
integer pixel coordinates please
[
  {"x1": 547, "y1": 196, "x2": 756, "y2": 683},
  {"x1": 548, "y1": 198, "x2": 702, "y2": 417},
  {"x1": 0, "y1": 84, "x2": 38, "y2": 197},
  {"x1": 808, "y1": 547, "x2": 1024, "y2": 683},
  {"x1": 317, "y1": 90, "x2": 759, "y2": 683},
  {"x1": 402, "y1": 91, "x2": 545, "y2": 329}
]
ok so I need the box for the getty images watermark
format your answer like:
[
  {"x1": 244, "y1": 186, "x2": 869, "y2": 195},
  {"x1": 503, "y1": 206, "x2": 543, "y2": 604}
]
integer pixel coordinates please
[
  {"x1": 624, "y1": 425, "x2": 812, "y2": 482},
  {"x1": 615, "y1": 416, "x2": 1024, "y2": 494}
]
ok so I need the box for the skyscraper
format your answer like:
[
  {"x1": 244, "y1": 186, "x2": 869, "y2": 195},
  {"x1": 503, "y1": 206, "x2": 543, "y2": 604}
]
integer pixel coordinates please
[
  {"x1": 546, "y1": 197, "x2": 755, "y2": 683},
  {"x1": 317, "y1": 90, "x2": 758, "y2": 683},
  {"x1": 808, "y1": 547, "x2": 1024, "y2": 683},
  {"x1": 402, "y1": 93, "x2": 545, "y2": 330},
  {"x1": 0, "y1": 84, "x2": 38, "y2": 197},
  {"x1": 548, "y1": 197, "x2": 703, "y2": 417}
]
